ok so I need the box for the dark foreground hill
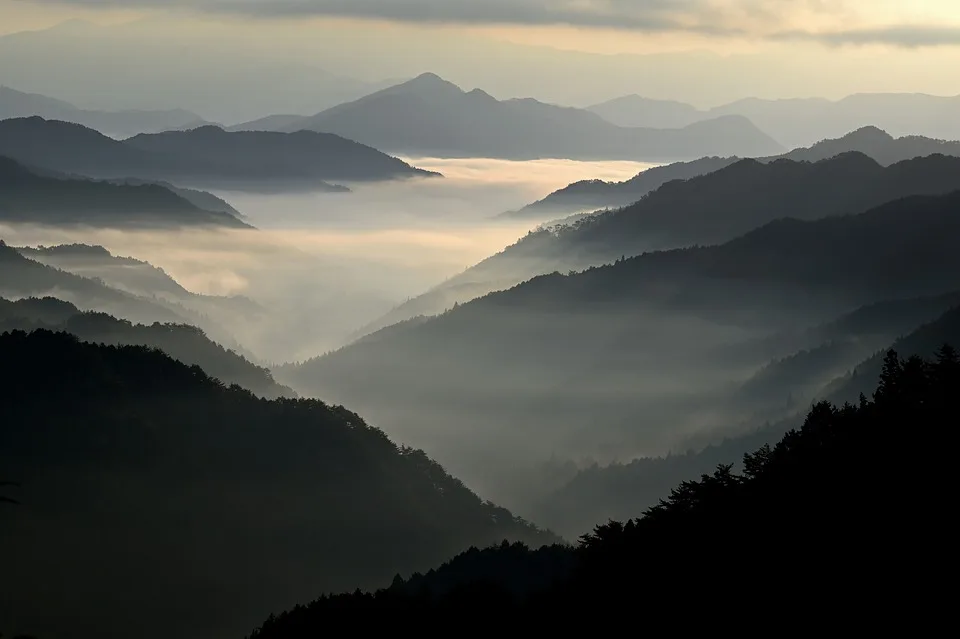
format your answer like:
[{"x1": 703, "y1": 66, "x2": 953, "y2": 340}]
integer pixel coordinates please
[
  {"x1": 0, "y1": 155, "x2": 249, "y2": 228},
  {"x1": 251, "y1": 348, "x2": 955, "y2": 632},
  {"x1": 0, "y1": 296, "x2": 292, "y2": 399},
  {"x1": 0, "y1": 331, "x2": 556, "y2": 639}
]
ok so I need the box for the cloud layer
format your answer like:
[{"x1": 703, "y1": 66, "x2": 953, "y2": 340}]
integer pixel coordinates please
[{"x1": 15, "y1": 0, "x2": 960, "y2": 46}]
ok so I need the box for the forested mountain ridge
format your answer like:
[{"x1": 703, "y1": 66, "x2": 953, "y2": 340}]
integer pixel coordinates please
[
  {"x1": 0, "y1": 117, "x2": 432, "y2": 191},
  {"x1": 0, "y1": 155, "x2": 249, "y2": 228},
  {"x1": 531, "y1": 294, "x2": 960, "y2": 538},
  {"x1": 0, "y1": 239, "x2": 186, "y2": 326},
  {"x1": 1, "y1": 240, "x2": 247, "y2": 353},
  {"x1": 514, "y1": 126, "x2": 960, "y2": 220},
  {"x1": 0, "y1": 330, "x2": 556, "y2": 639},
  {"x1": 0, "y1": 296, "x2": 292, "y2": 399},
  {"x1": 361, "y1": 152, "x2": 960, "y2": 336},
  {"x1": 279, "y1": 189, "x2": 960, "y2": 508},
  {"x1": 251, "y1": 347, "x2": 955, "y2": 631}
]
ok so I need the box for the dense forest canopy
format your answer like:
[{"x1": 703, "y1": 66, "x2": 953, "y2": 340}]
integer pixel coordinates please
[
  {"x1": 0, "y1": 330, "x2": 555, "y2": 639},
  {"x1": 0, "y1": 296, "x2": 292, "y2": 399},
  {"x1": 249, "y1": 345, "x2": 955, "y2": 633}
]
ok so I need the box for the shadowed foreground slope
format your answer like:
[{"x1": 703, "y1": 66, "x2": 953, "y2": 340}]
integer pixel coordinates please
[
  {"x1": 251, "y1": 346, "x2": 955, "y2": 632},
  {"x1": 0, "y1": 331, "x2": 555, "y2": 639}
]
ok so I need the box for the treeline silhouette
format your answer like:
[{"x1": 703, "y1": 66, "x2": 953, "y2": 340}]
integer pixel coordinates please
[
  {"x1": 364, "y1": 152, "x2": 960, "y2": 331},
  {"x1": 533, "y1": 297, "x2": 960, "y2": 537},
  {"x1": 0, "y1": 330, "x2": 555, "y2": 639},
  {"x1": 513, "y1": 126, "x2": 960, "y2": 219},
  {"x1": 0, "y1": 296, "x2": 292, "y2": 398},
  {"x1": 251, "y1": 346, "x2": 955, "y2": 633}
]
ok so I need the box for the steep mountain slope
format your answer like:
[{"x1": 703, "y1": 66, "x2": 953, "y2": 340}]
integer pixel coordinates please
[
  {"x1": 0, "y1": 330, "x2": 557, "y2": 639},
  {"x1": 513, "y1": 127, "x2": 960, "y2": 220},
  {"x1": 280, "y1": 190, "x2": 960, "y2": 507},
  {"x1": 0, "y1": 240, "x2": 188, "y2": 326},
  {"x1": 505, "y1": 156, "x2": 740, "y2": 219},
  {"x1": 533, "y1": 296, "x2": 960, "y2": 538},
  {"x1": 365, "y1": 152, "x2": 960, "y2": 333},
  {"x1": 268, "y1": 73, "x2": 782, "y2": 161},
  {"x1": 0, "y1": 156, "x2": 249, "y2": 228},
  {"x1": 252, "y1": 355, "x2": 955, "y2": 631},
  {"x1": 0, "y1": 297, "x2": 292, "y2": 399},
  {"x1": 14, "y1": 243, "x2": 263, "y2": 360},
  {"x1": 0, "y1": 84, "x2": 210, "y2": 137},
  {"x1": 0, "y1": 117, "x2": 431, "y2": 191}
]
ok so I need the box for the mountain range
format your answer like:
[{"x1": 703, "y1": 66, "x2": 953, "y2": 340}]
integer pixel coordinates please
[
  {"x1": 362, "y1": 151, "x2": 960, "y2": 336},
  {"x1": 511, "y1": 126, "x2": 960, "y2": 219},
  {"x1": 0, "y1": 85, "x2": 210, "y2": 138},
  {"x1": 278, "y1": 189, "x2": 960, "y2": 509},
  {"x1": 0, "y1": 117, "x2": 435, "y2": 191},
  {"x1": 0, "y1": 155, "x2": 249, "y2": 228},
  {"x1": 233, "y1": 73, "x2": 785, "y2": 161},
  {"x1": 0, "y1": 296, "x2": 292, "y2": 399},
  {"x1": 589, "y1": 92, "x2": 960, "y2": 148}
]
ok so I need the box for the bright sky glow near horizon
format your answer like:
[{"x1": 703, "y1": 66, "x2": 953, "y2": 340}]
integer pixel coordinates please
[{"x1": 2, "y1": 0, "x2": 959, "y2": 112}]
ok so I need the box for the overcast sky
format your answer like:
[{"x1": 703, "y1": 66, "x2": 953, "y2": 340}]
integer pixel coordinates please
[{"x1": 2, "y1": 0, "x2": 959, "y2": 118}]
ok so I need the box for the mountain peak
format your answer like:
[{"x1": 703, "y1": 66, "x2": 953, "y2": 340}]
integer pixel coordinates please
[
  {"x1": 842, "y1": 126, "x2": 894, "y2": 143},
  {"x1": 399, "y1": 72, "x2": 464, "y2": 95}
]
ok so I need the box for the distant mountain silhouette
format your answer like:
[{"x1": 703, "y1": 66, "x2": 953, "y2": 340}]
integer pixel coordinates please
[
  {"x1": 590, "y1": 91, "x2": 960, "y2": 147},
  {"x1": 0, "y1": 330, "x2": 556, "y2": 639},
  {"x1": 0, "y1": 296, "x2": 292, "y2": 399},
  {"x1": 585, "y1": 95, "x2": 704, "y2": 129},
  {"x1": 280, "y1": 189, "x2": 960, "y2": 507},
  {"x1": 0, "y1": 117, "x2": 434, "y2": 191},
  {"x1": 368, "y1": 152, "x2": 960, "y2": 334},
  {"x1": 238, "y1": 73, "x2": 783, "y2": 161},
  {"x1": 506, "y1": 156, "x2": 739, "y2": 219},
  {"x1": 13, "y1": 242, "x2": 263, "y2": 359},
  {"x1": 227, "y1": 114, "x2": 309, "y2": 132},
  {"x1": 774, "y1": 125, "x2": 960, "y2": 165},
  {"x1": 512, "y1": 126, "x2": 960, "y2": 219},
  {"x1": 0, "y1": 85, "x2": 211, "y2": 137},
  {"x1": 0, "y1": 155, "x2": 249, "y2": 228},
  {"x1": 104, "y1": 177, "x2": 244, "y2": 218}
]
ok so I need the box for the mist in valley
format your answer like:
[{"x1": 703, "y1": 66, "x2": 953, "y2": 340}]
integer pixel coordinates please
[
  {"x1": 1, "y1": 157, "x2": 650, "y2": 365},
  {"x1": 4, "y1": 4, "x2": 960, "y2": 636}
]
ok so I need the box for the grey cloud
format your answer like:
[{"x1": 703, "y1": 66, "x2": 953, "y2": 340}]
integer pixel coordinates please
[
  {"x1": 15, "y1": 0, "x2": 743, "y2": 34},
  {"x1": 773, "y1": 25, "x2": 960, "y2": 47},
  {"x1": 17, "y1": 0, "x2": 960, "y2": 46}
]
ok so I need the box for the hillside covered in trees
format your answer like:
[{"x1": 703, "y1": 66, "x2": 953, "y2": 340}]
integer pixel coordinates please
[
  {"x1": 0, "y1": 296, "x2": 291, "y2": 399},
  {"x1": 363, "y1": 152, "x2": 960, "y2": 334},
  {"x1": 0, "y1": 331, "x2": 556, "y2": 639},
  {"x1": 251, "y1": 346, "x2": 954, "y2": 633},
  {"x1": 279, "y1": 189, "x2": 960, "y2": 506}
]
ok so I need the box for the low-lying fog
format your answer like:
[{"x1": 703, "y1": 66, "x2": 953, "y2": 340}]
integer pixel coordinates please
[{"x1": 1, "y1": 157, "x2": 653, "y2": 364}]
